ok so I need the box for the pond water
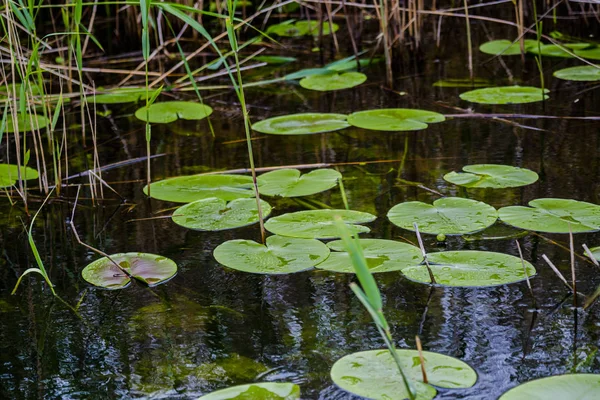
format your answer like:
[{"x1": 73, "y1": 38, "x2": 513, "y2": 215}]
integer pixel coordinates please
[{"x1": 1, "y1": 12, "x2": 600, "y2": 400}]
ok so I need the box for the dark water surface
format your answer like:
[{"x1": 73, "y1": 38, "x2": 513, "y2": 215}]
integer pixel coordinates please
[{"x1": 2, "y1": 17, "x2": 600, "y2": 400}]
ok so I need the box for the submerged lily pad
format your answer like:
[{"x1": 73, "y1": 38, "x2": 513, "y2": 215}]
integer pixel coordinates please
[
  {"x1": 553, "y1": 65, "x2": 600, "y2": 81},
  {"x1": 213, "y1": 235, "x2": 329, "y2": 274},
  {"x1": 144, "y1": 174, "x2": 254, "y2": 203},
  {"x1": 0, "y1": 164, "x2": 39, "y2": 188},
  {"x1": 402, "y1": 250, "x2": 536, "y2": 286},
  {"x1": 499, "y1": 198, "x2": 600, "y2": 233},
  {"x1": 443, "y1": 164, "x2": 538, "y2": 188},
  {"x1": 82, "y1": 253, "x2": 177, "y2": 289},
  {"x1": 135, "y1": 101, "x2": 212, "y2": 123},
  {"x1": 479, "y1": 39, "x2": 539, "y2": 55},
  {"x1": 257, "y1": 168, "x2": 340, "y2": 197},
  {"x1": 92, "y1": 87, "x2": 162, "y2": 104},
  {"x1": 199, "y1": 382, "x2": 301, "y2": 400},
  {"x1": 5, "y1": 113, "x2": 50, "y2": 133},
  {"x1": 498, "y1": 374, "x2": 600, "y2": 400},
  {"x1": 460, "y1": 86, "x2": 549, "y2": 104},
  {"x1": 331, "y1": 349, "x2": 477, "y2": 400},
  {"x1": 172, "y1": 197, "x2": 271, "y2": 231},
  {"x1": 265, "y1": 209, "x2": 376, "y2": 239},
  {"x1": 347, "y1": 109, "x2": 445, "y2": 131},
  {"x1": 388, "y1": 197, "x2": 498, "y2": 235},
  {"x1": 251, "y1": 113, "x2": 349, "y2": 135},
  {"x1": 299, "y1": 72, "x2": 366, "y2": 91},
  {"x1": 316, "y1": 239, "x2": 422, "y2": 273}
]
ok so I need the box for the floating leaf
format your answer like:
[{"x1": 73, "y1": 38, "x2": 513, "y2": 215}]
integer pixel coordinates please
[
  {"x1": 553, "y1": 65, "x2": 600, "y2": 81},
  {"x1": 265, "y1": 209, "x2": 376, "y2": 239},
  {"x1": 326, "y1": 58, "x2": 373, "y2": 72},
  {"x1": 433, "y1": 78, "x2": 491, "y2": 88},
  {"x1": 316, "y1": 239, "x2": 422, "y2": 273},
  {"x1": 172, "y1": 197, "x2": 271, "y2": 231},
  {"x1": 574, "y1": 47, "x2": 600, "y2": 60},
  {"x1": 388, "y1": 197, "x2": 498, "y2": 235},
  {"x1": 498, "y1": 374, "x2": 600, "y2": 400},
  {"x1": 92, "y1": 87, "x2": 162, "y2": 104},
  {"x1": 283, "y1": 68, "x2": 330, "y2": 80},
  {"x1": 443, "y1": 164, "x2": 538, "y2": 188},
  {"x1": 295, "y1": 20, "x2": 339, "y2": 36},
  {"x1": 82, "y1": 253, "x2": 177, "y2": 289},
  {"x1": 299, "y1": 72, "x2": 366, "y2": 91},
  {"x1": 267, "y1": 20, "x2": 338, "y2": 37},
  {"x1": 213, "y1": 235, "x2": 330, "y2": 274},
  {"x1": 251, "y1": 113, "x2": 349, "y2": 135},
  {"x1": 254, "y1": 55, "x2": 297, "y2": 64},
  {"x1": 198, "y1": 382, "x2": 301, "y2": 400},
  {"x1": 402, "y1": 250, "x2": 536, "y2": 286},
  {"x1": 347, "y1": 109, "x2": 445, "y2": 131},
  {"x1": 144, "y1": 174, "x2": 254, "y2": 203},
  {"x1": 5, "y1": 113, "x2": 50, "y2": 133},
  {"x1": 460, "y1": 86, "x2": 549, "y2": 104},
  {"x1": 257, "y1": 168, "x2": 341, "y2": 197},
  {"x1": 331, "y1": 349, "x2": 477, "y2": 400},
  {"x1": 499, "y1": 198, "x2": 600, "y2": 233},
  {"x1": 528, "y1": 43, "x2": 590, "y2": 58},
  {"x1": 135, "y1": 101, "x2": 213, "y2": 123},
  {"x1": 479, "y1": 39, "x2": 539, "y2": 55},
  {"x1": 0, "y1": 164, "x2": 39, "y2": 188}
]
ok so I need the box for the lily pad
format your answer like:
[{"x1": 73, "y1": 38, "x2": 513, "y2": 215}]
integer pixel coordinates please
[
  {"x1": 254, "y1": 55, "x2": 297, "y2": 65},
  {"x1": 527, "y1": 43, "x2": 584, "y2": 58},
  {"x1": 92, "y1": 87, "x2": 162, "y2": 104},
  {"x1": 479, "y1": 39, "x2": 539, "y2": 55},
  {"x1": 267, "y1": 20, "x2": 338, "y2": 37},
  {"x1": 172, "y1": 197, "x2": 271, "y2": 231},
  {"x1": 574, "y1": 47, "x2": 600, "y2": 60},
  {"x1": 331, "y1": 349, "x2": 477, "y2": 400},
  {"x1": 402, "y1": 250, "x2": 536, "y2": 286},
  {"x1": 0, "y1": 164, "x2": 39, "y2": 188},
  {"x1": 144, "y1": 174, "x2": 254, "y2": 203},
  {"x1": 433, "y1": 78, "x2": 491, "y2": 88},
  {"x1": 460, "y1": 86, "x2": 549, "y2": 104},
  {"x1": 198, "y1": 382, "x2": 301, "y2": 400},
  {"x1": 135, "y1": 101, "x2": 213, "y2": 123},
  {"x1": 264, "y1": 209, "x2": 376, "y2": 239},
  {"x1": 82, "y1": 253, "x2": 177, "y2": 289},
  {"x1": 347, "y1": 109, "x2": 445, "y2": 131},
  {"x1": 257, "y1": 168, "x2": 341, "y2": 197},
  {"x1": 498, "y1": 374, "x2": 600, "y2": 400},
  {"x1": 299, "y1": 72, "x2": 366, "y2": 91},
  {"x1": 388, "y1": 197, "x2": 498, "y2": 235},
  {"x1": 443, "y1": 164, "x2": 539, "y2": 188},
  {"x1": 553, "y1": 65, "x2": 600, "y2": 81},
  {"x1": 5, "y1": 113, "x2": 50, "y2": 133},
  {"x1": 316, "y1": 239, "x2": 422, "y2": 273},
  {"x1": 213, "y1": 235, "x2": 330, "y2": 274},
  {"x1": 499, "y1": 198, "x2": 600, "y2": 233},
  {"x1": 251, "y1": 113, "x2": 349, "y2": 135}
]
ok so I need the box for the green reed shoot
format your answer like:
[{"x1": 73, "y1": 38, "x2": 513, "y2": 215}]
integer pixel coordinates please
[{"x1": 335, "y1": 218, "x2": 416, "y2": 400}]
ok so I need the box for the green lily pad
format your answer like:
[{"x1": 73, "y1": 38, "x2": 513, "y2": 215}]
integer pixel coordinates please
[
  {"x1": 527, "y1": 43, "x2": 582, "y2": 58},
  {"x1": 574, "y1": 47, "x2": 600, "y2": 60},
  {"x1": 172, "y1": 197, "x2": 271, "y2": 231},
  {"x1": 460, "y1": 86, "x2": 549, "y2": 104},
  {"x1": 296, "y1": 20, "x2": 338, "y2": 36},
  {"x1": 479, "y1": 39, "x2": 539, "y2": 55},
  {"x1": 92, "y1": 87, "x2": 162, "y2": 104},
  {"x1": 144, "y1": 174, "x2": 254, "y2": 203},
  {"x1": 498, "y1": 374, "x2": 600, "y2": 400},
  {"x1": 443, "y1": 164, "x2": 538, "y2": 188},
  {"x1": 82, "y1": 252, "x2": 177, "y2": 289},
  {"x1": 254, "y1": 55, "x2": 297, "y2": 65},
  {"x1": 402, "y1": 250, "x2": 536, "y2": 286},
  {"x1": 257, "y1": 168, "x2": 341, "y2": 197},
  {"x1": 553, "y1": 65, "x2": 600, "y2": 81},
  {"x1": 267, "y1": 20, "x2": 338, "y2": 37},
  {"x1": 135, "y1": 101, "x2": 213, "y2": 123},
  {"x1": 331, "y1": 349, "x2": 477, "y2": 400},
  {"x1": 213, "y1": 235, "x2": 330, "y2": 274},
  {"x1": 0, "y1": 164, "x2": 39, "y2": 188},
  {"x1": 388, "y1": 197, "x2": 498, "y2": 235},
  {"x1": 499, "y1": 198, "x2": 600, "y2": 233},
  {"x1": 198, "y1": 382, "x2": 301, "y2": 400},
  {"x1": 264, "y1": 209, "x2": 376, "y2": 239},
  {"x1": 347, "y1": 109, "x2": 445, "y2": 131},
  {"x1": 315, "y1": 239, "x2": 422, "y2": 273},
  {"x1": 299, "y1": 72, "x2": 366, "y2": 91},
  {"x1": 251, "y1": 113, "x2": 349, "y2": 135},
  {"x1": 5, "y1": 113, "x2": 50, "y2": 133},
  {"x1": 433, "y1": 78, "x2": 491, "y2": 88}
]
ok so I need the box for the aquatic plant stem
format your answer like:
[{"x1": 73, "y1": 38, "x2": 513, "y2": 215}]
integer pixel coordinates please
[
  {"x1": 569, "y1": 225, "x2": 577, "y2": 308},
  {"x1": 516, "y1": 240, "x2": 536, "y2": 309},
  {"x1": 541, "y1": 254, "x2": 573, "y2": 292},
  {"x1": 413, "y1": 223, "x2": 436, "y2": 285},
  {"x1": 415, "y1": 336, "x2": 428, "y2": 384},
  {"x1": 463, "y1": 0, "x2": 473, "y2": 81}
]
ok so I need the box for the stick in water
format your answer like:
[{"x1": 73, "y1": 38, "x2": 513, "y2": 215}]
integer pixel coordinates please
[{"x1": 413, "y1": 223, "x2": 436, "y2": 284}]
